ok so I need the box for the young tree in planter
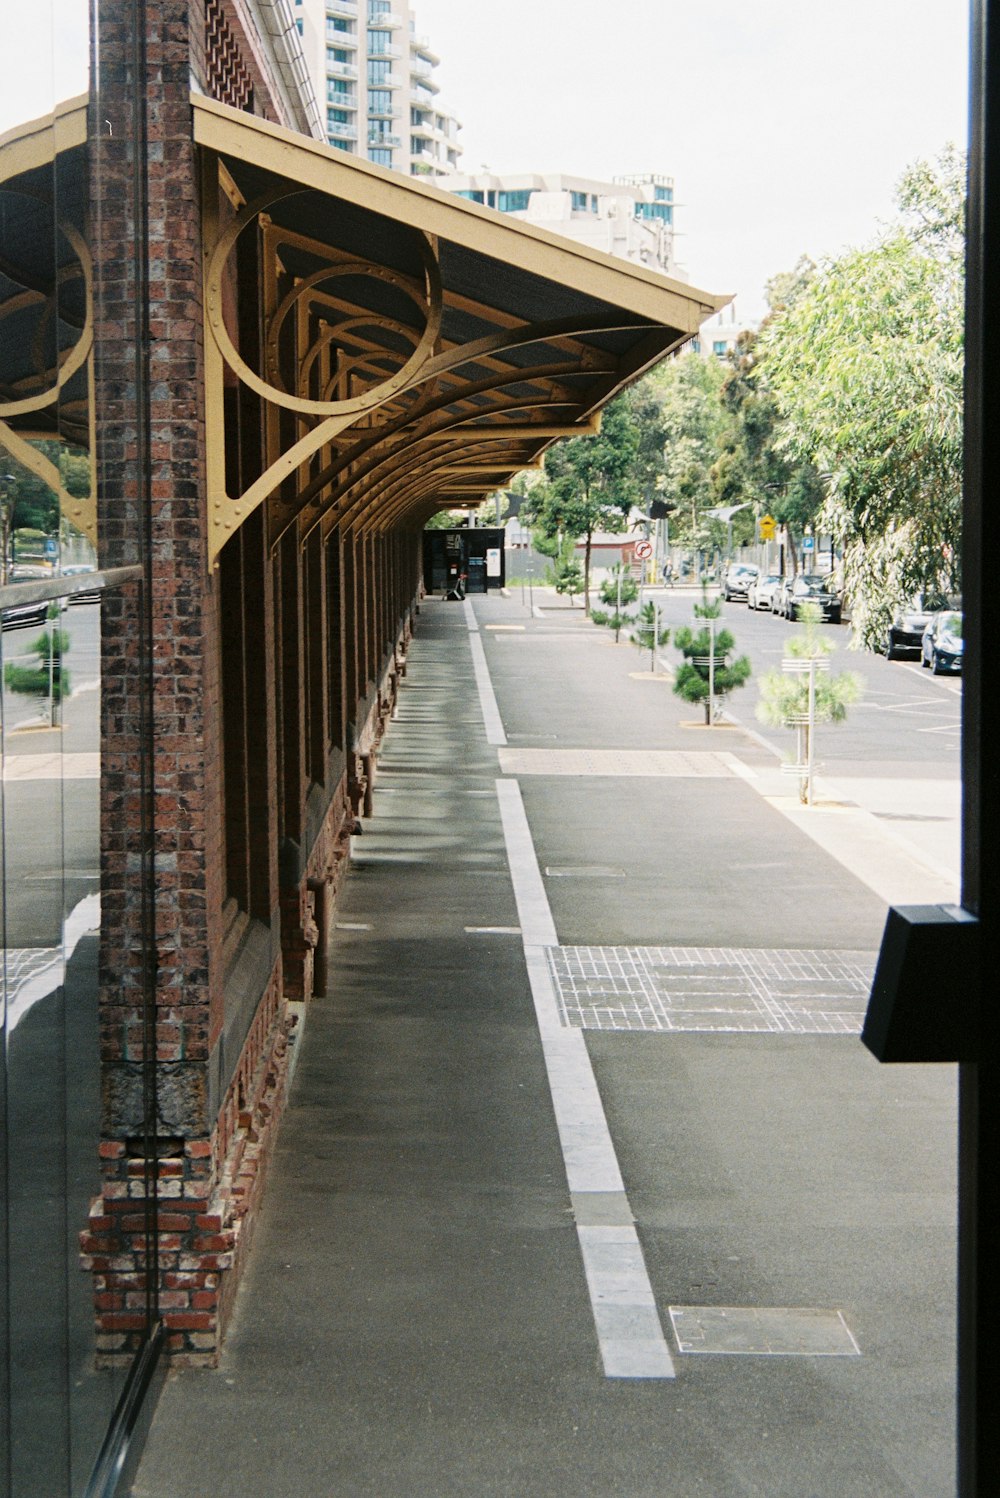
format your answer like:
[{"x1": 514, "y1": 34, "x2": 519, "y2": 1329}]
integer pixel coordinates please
[
  {"x1": 4, "y1": 618, "x2": 72, "y2": 726},
  {"x1": 633, "y1": 601, "x2": 670, "y2": 670},
  {"x1": 590, "y1": 564, "x2": 639, "y2": 642},
  {"x1": 551, "y1": 556, "x2": 584, "y2": 605},
  {"x1": 673, "y1": 588, "x2": 750, "y2": 724},
  {"x1": 755, "y1": 602, "x2": 863, "y2": 803}
]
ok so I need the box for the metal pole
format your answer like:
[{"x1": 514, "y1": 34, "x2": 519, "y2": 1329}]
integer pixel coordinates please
[
  {"x1": 806, "y1": 658, "x2": 817, "y2": 805},
  {"x1": 651, "y1": 603, "x2": 658, "y2": 672},
  {"x1": 708, "y1": 616, "x2": 716, "y2": 724}
]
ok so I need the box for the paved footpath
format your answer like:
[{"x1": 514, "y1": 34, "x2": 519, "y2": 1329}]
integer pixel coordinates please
[{"x1": 134, "y1": 591, "x2": 957, "y2": 1498}]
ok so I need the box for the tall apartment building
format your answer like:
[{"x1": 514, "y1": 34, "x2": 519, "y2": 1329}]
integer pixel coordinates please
[
  {"x1": 296, "y1": 0, "x2": 462, "y2": 174},
  {"x1": 438, "y1": 170, "x2": 680, "y2": 277}
]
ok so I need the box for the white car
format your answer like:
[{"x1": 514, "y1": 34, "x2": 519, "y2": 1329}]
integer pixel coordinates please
[{"x1": 747, "y1": 572, "x2": 782, "y2": 610}]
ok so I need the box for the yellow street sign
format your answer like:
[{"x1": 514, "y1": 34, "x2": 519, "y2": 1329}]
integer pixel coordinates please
[{"x1": 759, "y1": 514, "x2": 776, "y2": 540}]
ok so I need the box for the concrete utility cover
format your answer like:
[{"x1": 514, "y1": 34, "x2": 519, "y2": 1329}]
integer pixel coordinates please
[
  {"x1": 669, "y1": 1306, "x2": 861, "y2": 1357},
  {"x1": 544, "y1": 866, "x2": 626, "y2": 878}
]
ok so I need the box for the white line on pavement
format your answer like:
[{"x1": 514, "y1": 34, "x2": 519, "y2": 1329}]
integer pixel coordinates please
[
  {"x1": 495, "y1": 777, "x2": 675, "y2": 1380},
  {"x1": 463, "y1": 597, "x2": 507, "y2": 746}
]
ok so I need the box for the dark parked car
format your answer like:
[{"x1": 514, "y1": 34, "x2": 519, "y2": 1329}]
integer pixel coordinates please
[
  {"x1": 785, "y1": 572, "x2": 842, "y2": 623},
  {"x1": 886, "y1": 593, "x2": 952, "y2": 658},
  {"x1": 921, "y1": 610, "x2": 963, "y2": 674},
  {"x1": 1, "y1": 598, "x2": 48, "y2": 631},
  {"x1": 722, "y1": 563, "x2": 758, "y2": 602}
]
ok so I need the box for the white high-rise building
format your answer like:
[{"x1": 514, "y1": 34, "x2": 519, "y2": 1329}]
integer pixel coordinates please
[
  {"x1": 295, "y1": 0, "x2": 462, "y2": 175},
  {"x1": 436, "y1": 170, "x2": 681, "y2": 279}
]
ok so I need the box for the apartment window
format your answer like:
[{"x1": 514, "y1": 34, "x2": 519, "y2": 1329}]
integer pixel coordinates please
[
  {"x1": 570, "y1": 191, "x2": 589, "y2": 211},
  {"x1": 654, "y1": 183, "x2": 674, "y2": 202},
  {"x1": 296, "y1": 18, "x2": 303, "y2": 33},
  {"x1": 331, "y1": 138, "x2": 352, "y2": 152},
  {"x1": 327, "y1": 47, "x2": 350, "y2": 64},
  {"x1": 368, "y1": 29, "x2": 391, "y2": 52},
  {"x1": 497, "y1": 190, "x2": 531, "y2": 212},
  {"x1": 369, "y1": 0, "x2": 390, "y2": 12},
  {"x1": 328, "y1": 108, "x2": 350, "y2": 124},
  {"x1": 411, "y1": 107, "x2": 427, "y2": 125},
  {"x1": 327, "y1": 17, "x2": 353, "y2": 36},
  {"x1": 369, "y1": 147, "x2": 393, "y2": 165},
  {"x1": 369, "y1": 87, "x2": 392, "y2": 113},
  {"x1": 713, "y1": 341, "x2": 728, "y2": 357},
  {"x1": 368, "y1": 57, "x2": 390, "y2": 83},
  {"x1": 456, "y1": 190, "x2": 485, "y2": 203}
]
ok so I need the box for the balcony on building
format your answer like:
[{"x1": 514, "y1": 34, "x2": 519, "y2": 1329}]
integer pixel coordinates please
[
  {"x1": 368, "y1": 129, "x2": 402, "y2": 147},
  {"x1": 327, "y1": 88, "x2": 356, "y2": 110},
  {"x1": 367, "y1": 7, "x2": 403, "y2": 27},
  {"x1": 326, "y1": 0, "x2": 359, "y2": 17},
  {"x1": 328, "y1": 119, "x2": 359, "y2": 141},
  {"x1": 410, "y1": 35, "x2": 441, "y2": 65},
  {"x1": 327, "y1": 59, "x2": 359, "y2": 79},
  {"x1": 367, "y1": 40, "x2": 402, "y2": 61},
  {"x1": 326, "y1": 22, "x2": 358, "y2": 45},
  {"x1": 409, "y1": 56, "x2": 439, "y2": 85}
]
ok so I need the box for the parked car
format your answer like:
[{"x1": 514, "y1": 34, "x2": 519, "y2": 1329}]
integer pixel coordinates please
[
  {"x1": 1, "y1": 598, "x2": 49, "y2": 631},
  {"x1": 62, "y1": 563, "x2": 101, "y2": 604},
  {"x1": 885, "y1": 592, "x2": 953, "y2": 658},
  {"x1": 785, "y1": 572, "x2": 842, "y2": 623},
  {"x1": 921, "y1": 609, "x2": 964, "y2": 674},
  {"x1": 722, "y1": 563, "x2": 758, "y2": 602},
  {"x1": 747, "y1": 572, "x2": 782, "y2": 611}
]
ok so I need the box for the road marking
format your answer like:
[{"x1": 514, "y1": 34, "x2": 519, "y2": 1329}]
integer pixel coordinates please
[
  {"x1": 495, "y1": 778, "x2": 674, "y2": 1379},
  {"x1": 463, "y1": 599, "x2": 507, "y2": 746}
]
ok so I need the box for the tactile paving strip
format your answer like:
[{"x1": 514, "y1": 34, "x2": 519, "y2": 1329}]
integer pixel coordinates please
[{"x1": 547, "y1": 945, "x2": 875, "y2": 1033}]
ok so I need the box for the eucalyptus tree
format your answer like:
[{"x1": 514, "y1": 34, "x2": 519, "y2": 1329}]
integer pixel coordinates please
[{"x1": 760, "y1": 149, "x2": 964, "y2": 647}]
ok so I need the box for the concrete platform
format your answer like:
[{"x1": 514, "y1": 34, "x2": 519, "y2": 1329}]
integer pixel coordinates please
[{"x1": 133, "y1": 591, "x2": 957, "y2": 1498}]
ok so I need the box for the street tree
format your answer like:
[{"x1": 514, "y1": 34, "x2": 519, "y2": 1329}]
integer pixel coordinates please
[
  {"x1": 672, "y1": 588, "x2": 751, "y2": 724},
  {"x1": 711, "y1": 329, "x2": 825, "y2": 572},
  {"x1": 590, "y1": 563, "x2": 638, "y2": 642},
  {"x1": 756, "y1": 602, "x2": 863, "y2": 803},
  {"x1": 643, "y1": 353, "x2": 732, "y2": 552},
  {"x1": 759, "y1": 148, "x2": 964, "y2": 647},
  {"x1": 524, "y1": 394, "x2": 640, "y2": 613}
]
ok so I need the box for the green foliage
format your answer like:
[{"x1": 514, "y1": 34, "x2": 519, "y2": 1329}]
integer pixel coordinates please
[
  {"x1": 642, "y1": 354, "x2": 732, "y2": 547},
  {"x1": 589, "y1": 566, "x2": 638, "y2": 640},
  {"x1": 3, "y1": 625, "x2": 72, "y2": 700},
  {"x1": 598, "y1": 565, "x2": 639, "y2": 608},
  {"x1": 551, "y1": 557, "x2": 584, "y2": 603},
  {"x1": 633, "y1": 601, "x2": 670, "y2": 653},
  {"x1": 424, "y1": 509, "x2": 464, "y2": 530},
  {"x1": 524, "y1": 394, "x2": 641, "y2": 611},
  {"x1": 759, "y1": 149, "x2": 964, "y2": 647},
  {"x1": 672, "y1": 587, "x2": 750, "y2": 722},
  {"x1": 711, "y1": 329, "x2": 825, "y2": 549},
  {"x1": 755, "y1": 604, "x2": 863, "y2": 731}
]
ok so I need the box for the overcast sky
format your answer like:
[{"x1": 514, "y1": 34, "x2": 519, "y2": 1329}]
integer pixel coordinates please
[{"x1": 416, "y1": 0, "x2": 970, "y2": 320}]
